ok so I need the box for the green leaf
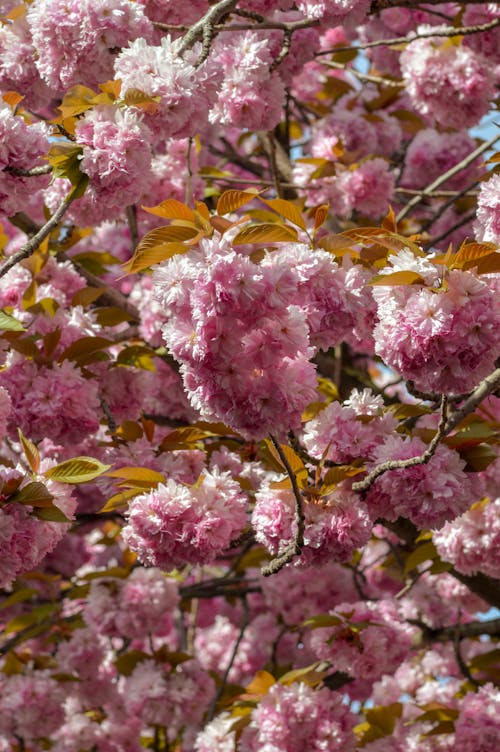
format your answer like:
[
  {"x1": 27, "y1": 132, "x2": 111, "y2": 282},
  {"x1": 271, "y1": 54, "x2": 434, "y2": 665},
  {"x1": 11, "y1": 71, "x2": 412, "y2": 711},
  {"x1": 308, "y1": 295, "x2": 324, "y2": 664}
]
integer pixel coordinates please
[
  {"x1": 403, "y1": 541, "x2": 438, "y2": 574},
  {"x1": 0, "y1": 310, "x2": 25, "y2": 331},
  {"x1": 11, "y1": 481, "x2": 54, "y2": 507},
  {"x1": 58, "y1": 336, "x2": 113, "y2": 363},
  {"x1": 0, "y1": 587, "x2": 37, "y2": 610},
  {"x1": 18, "y1": 428, "x2": 40, "y2": 473},
  {"x1": 99, "y1": 488, "x2": 141, "y2": 513},
  {"x1": 34, "y1": 505, "x2": 71, "y2": 522},
  {"x1": 43, "y1": 457, "x2": 111, "y2": 484},
  {"x1": 114, "y1": 649, "x2": 149, "y2": 676}
]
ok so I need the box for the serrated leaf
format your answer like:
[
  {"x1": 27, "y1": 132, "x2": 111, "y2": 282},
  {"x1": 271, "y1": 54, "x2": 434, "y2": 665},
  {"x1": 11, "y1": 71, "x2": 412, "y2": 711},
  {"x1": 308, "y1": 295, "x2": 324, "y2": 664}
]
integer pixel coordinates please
[
  {"x1": 141, "y1": 199, "x2": 196, "y2": 222},
  {"x1": 71, "y1": 287, "x2": 104, "y2": 308},
  {"x1": 403, "y1": 541, "x2": 438, "y2": 574},
  {"x1": 122, "y1": 88, "x2": 160, "y2": 113},
  {"x1": 99, "y1": 488, "x2": 141, "y2": 513},
  {"x1": 259, "y1": 198, "x2": 306, "y2": 230},
  {"x1": 114, "y1": 650, "x2": 149, "y2": 676},
  {"x1": 370, "y1": 270, "x2": 425, "y2": 286},
  {"x1": 58, "y1": 335, "x2": 113, "y2": 362},
  {"x1": 358, "y1": 703, "x2": 403, "y2": 746},
  {"x1": 11, "y1": 481, "x2": 54, "y2": 507},
  {"x1": 94, "y1": 306, "x2": 135, "y2": 327},
  {"x1": 34, "y1": 504, "x2": 71, "y2": 522},
  {"x1": 44, "y1": 457, "x2": 111, "y2": 484},
  {"x1": 232, "y1": 223, "x2": 299, "y2": 245},
  {"x1": 264, "y1": 440, "x2": 308, "y2": 488},
  {"x1": 115, "y1": 345, "x2": 156, "y2": 370},
  {"x1": 58, "y1": 85, "x2": 97, "y2": 118},
  {"x1": 0, "y1": 587, "x2": 37, "y2": 610},
  {"x1": 279, "y1": 662, "x2": 330, "y2": 687},
  {"x1": 123, "y1": 241, "x2": 190, "y2": 275},
  {"x1": 244, "y1": 670, "x2": 275, "y2": 696},
  {"x1": 0, "y1": 310, "x2": 25, "y2": 332},
  {"x1": 18, "y1": 429, "x2": 40, "y2": 473},
  {"x1": 48, "y1": 142, "x2": 84, "y2": 184},
  {"x1": 302, "y1": 614, "x2": 344, "y2": 629},
  {"x1": 313, "y1": 204, "x2": 329, "y2": 234},
  {"x1": 217, "y1": 190, "x2": 259, "y2": 216},
  {"x1": 159, "y1": 427, "x2": 217, "y2": 451},
  {"x1": 3, "y1": 603, "x2": 58, "y2": 635},
  {"x1": 105, "y1": 467, "x2": 165, "y2": 484}
]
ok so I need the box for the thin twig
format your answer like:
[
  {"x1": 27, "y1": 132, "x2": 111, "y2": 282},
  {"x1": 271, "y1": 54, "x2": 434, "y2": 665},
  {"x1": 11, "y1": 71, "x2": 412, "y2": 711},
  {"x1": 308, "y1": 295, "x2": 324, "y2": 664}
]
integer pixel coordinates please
[
  {"x1": 322, "y1": 60, "x2": 403, "y2": 88},
  {"x1": 317, "y1": 17, "x2": 500, "y2": 56},
  {"x1": 352, "y1": 395, "x2": 448, "y2": 493},
  {"x1": 262, "y1": 434, "x2": 305, "y2": 576},
  {"x1": 425, "y1": 210, "x2": 476, "y2": 249},
  {"x1": 397, "y1": 132, "x2": 499, "y2": 222},
  {"x1": 125, "y1": 205, "x2": 139, "y2": 251},
  {"x1": 0, "y1": 186, "x2": 79, "y2": 279},
  {"x1": 176, "y1": 0, "x2": 239, "y2": 63},
  {"x1": 207, "y1": 597, "x2": 249, "y2": 720},
  {"x1": 5, "y1": 164, "x2": 53, "y2": 177},
  {"x1": 421, "y1": 179, "x2": 481, "y2": 232}
]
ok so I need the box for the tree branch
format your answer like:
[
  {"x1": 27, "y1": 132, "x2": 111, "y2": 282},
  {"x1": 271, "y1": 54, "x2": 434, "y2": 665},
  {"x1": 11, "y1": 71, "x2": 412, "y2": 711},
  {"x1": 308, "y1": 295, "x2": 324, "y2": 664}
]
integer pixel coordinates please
[
  {"x1": 262, "y1": 434, "x2": 305, "y2": 576},
  {"x1": 352, "y1": 395, "x2": 448, "y2": 493},
  {"x1": 318, "y1": 17, "x2": 500, "y2": 56},
  {"x1": 0, "y1": 186, "x2": 78, "y2": 279},
  {"x1": 397, "y1": 132, "x2": 499, "y2": 222}
]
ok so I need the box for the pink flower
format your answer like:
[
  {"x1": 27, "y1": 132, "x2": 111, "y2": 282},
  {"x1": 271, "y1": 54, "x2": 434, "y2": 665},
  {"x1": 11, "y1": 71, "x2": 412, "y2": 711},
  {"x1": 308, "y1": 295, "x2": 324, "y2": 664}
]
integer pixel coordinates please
[
  {"x1": 84, "y1": 568, "x2": 180, "y2": 639},
  {"x1": 122, "y1": 469, "x2": 248, "y2": 570},
  {"x1": 75, "y1": 104, "x2": 154, "y2": 213},
  {"x1": 252, "y1": 484, "x2": 372, "y2": 567},
  {"x1": 0, "y1": 673, "x2": 65, "y2": 740},
  {"x1": 27, "y1": 0, "x2": 153, "y2": 92},
  {"x1": 400, "y1": 35, "x2": 495, "y2": 128},
  {"x1": 307, "y1": 599, "x2": 416, "y2": 681},
  {"x1": 0, "y1": 103, "x2": 50, "y2": 215},
  {"x1": 454, "y1": 684, "x2": 500, "y2": 752},
  {"x1": 365, "y1": 435, "x2": 473, "y2": 529},
  {"x1": 373, "y1": 263, "x2": 500, "y2": 393},
  {"x1": 114, "y1": 36, "x2": 218, "y2": 139},
  {"x1": 434, "y1": 498, "x2": 500, "y2": 578},
  {"x1": 239, "y1": 681, "x2": 357, "y2": 752},
  {"x1": 474, "y1": 173, "x2": 500, "y2": 244}
]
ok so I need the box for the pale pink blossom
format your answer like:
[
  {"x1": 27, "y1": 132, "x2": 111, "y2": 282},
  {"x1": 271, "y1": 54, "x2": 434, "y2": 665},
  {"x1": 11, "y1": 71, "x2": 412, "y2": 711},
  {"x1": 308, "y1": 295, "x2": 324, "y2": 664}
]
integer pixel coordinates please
[
  {"x1": 239, "y1": 681, "x2": 357, "y2": 752},
  {"x1": 474, "y1": 173, "x2": 500, "y2": 244},
  {"x1": 122, "y1": 470, "x2": 248, "y2": 570}
]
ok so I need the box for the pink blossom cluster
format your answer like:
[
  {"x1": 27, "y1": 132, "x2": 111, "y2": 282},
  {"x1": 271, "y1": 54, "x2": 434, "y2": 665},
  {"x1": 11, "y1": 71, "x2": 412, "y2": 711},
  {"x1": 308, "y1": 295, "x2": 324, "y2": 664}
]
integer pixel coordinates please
[
  {"x1": 114, "y1": 36, "x2": 217, "y2": 140},
  {"x1": 434, "y1": 498, "x2": 500, "y2": 578},
  {"x1": 252, "y1": 484, "x2": 372, "y2": 566},
  {"x1": 400, "y1": 34, "x2": 495, "y2": 129},
  {"x1": 238, "y1": 681, "x2": 357, "y2": 752},
  {"x1": 0, "y1": 358, "x2": 101, "y2": 443},
  {"x1": 121, "y1": 658, "x2": 214, "y2": 742},
  {"x1": 153, "y1": 238, "x2": 319, "y2": 438},
  {"x1": 365, "y1": 435, "x2": 473, "y2": 529},
  {"x1": 401, "y1": 129, "x2": 480, "y2": 191},
  {"x1": 209, "y1": 32, "x2": 285, "y2": 131},
  {"x1": 122, "y1": 469, "x2": 248, "y2": 570},
  {"x1": 474, "y1": 173, "x2": 500, "y2": 244},
  {"x1": 0, "y1": 103, "x2": 50, "y2": 216},
  {"x1": 0, "y1": 673, "x2": 65, "y2": 742},
  {"x1": 454, "y1": 683, "x2": 500, "y2": 752},
  {"x1": 373, "y1": 256, "x2": 500, "y2": 394},
  {"x1": 303, "y1": 388, "x2": 397, "y2": 463},
  {"x1": 84, "y1": 567, "x2": 180, "y2": 639},
  {"x1": 75, "y1": 105, "x2": 154, "y2": 214},
  {"x1": 307, "y1": 599, "x2": 416, "y2": 681},
  {"x1": 27, "y1": 0, "x2": 153, "y2": 92}
]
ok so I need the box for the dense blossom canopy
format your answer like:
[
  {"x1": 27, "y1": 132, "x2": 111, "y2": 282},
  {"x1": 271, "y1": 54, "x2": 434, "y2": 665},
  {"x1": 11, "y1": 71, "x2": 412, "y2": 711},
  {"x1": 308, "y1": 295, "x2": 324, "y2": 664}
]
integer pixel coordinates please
[{"x1": 0, "y1": 1, "x2": 499, "y2": 750}]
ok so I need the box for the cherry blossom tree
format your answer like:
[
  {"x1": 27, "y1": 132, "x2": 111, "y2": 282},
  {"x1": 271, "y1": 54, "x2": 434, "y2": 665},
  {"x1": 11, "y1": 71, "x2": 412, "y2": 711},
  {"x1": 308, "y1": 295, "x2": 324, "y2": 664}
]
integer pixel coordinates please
[{"x1": 0, "y1": 0, "x2": 499, "y2": 750}]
